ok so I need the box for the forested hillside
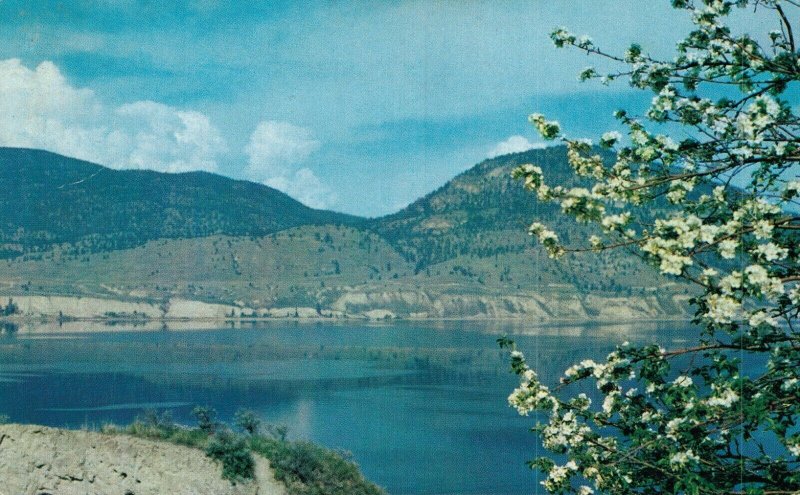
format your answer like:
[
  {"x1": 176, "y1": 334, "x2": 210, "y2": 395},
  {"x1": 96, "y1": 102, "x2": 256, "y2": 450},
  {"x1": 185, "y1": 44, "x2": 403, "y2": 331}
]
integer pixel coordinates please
[
  {"x1": 0, "y1": 146, "x2": 691, "y2": 320},
  {"x1": 0, "y1": 148, "x2": 358, "y2": 257}
]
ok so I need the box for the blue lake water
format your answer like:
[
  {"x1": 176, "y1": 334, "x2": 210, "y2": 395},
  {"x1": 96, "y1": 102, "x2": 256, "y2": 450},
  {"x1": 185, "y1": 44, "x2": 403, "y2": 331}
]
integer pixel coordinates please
[{"x1": 0, "y1": 320, "x2": 687, "y2": 494}]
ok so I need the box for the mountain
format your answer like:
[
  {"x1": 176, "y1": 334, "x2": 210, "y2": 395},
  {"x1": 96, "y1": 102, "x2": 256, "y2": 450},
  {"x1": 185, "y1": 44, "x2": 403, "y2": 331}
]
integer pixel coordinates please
[
  {"x1": 0, "y1": 148, "x2": 359, "y2": 257},
  {"x1": 374, "y1": 146, "x2": 578, "y2": 267},
  {"x1": 0, "y1": 147, "x2": 692, "y2": 321},
  {"x1": 371, "y1": 147, "x2": 670, "y2": 295}
]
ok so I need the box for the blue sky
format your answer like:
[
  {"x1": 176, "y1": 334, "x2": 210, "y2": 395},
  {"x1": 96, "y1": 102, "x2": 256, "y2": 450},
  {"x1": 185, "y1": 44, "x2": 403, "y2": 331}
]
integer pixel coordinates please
[{"x1": 0, "y1": 1, "x2": 777, "y2": 216}]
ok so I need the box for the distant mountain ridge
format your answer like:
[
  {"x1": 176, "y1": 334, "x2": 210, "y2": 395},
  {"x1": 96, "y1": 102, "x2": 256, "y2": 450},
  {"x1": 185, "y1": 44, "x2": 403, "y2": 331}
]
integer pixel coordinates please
[
  {"x1": 374, "y1": 146, "x2": 583, "y2": 268},
  {"x1": 0, "y1": 148, "x2": 359, "y2": 257},
  {"x1": 0, "y1": 146, "x2": 693, "y2": 321}
]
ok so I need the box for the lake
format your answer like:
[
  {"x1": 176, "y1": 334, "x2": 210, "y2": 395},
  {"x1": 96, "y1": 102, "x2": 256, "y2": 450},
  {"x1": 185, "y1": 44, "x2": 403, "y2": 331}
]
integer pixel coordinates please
[{"x1": 0, "y1": 320, "x2": 689, "y2": 494}]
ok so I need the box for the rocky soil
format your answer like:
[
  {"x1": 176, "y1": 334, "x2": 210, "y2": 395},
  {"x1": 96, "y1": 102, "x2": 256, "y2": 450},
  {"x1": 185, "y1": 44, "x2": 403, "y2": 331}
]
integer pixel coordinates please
[{"x1": 0, "y1": 424, "x2": 286, "y2": 495}]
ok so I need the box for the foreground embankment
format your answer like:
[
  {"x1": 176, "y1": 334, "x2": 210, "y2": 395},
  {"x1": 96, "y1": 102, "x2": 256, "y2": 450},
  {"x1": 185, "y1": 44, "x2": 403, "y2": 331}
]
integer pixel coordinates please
[{"x1": 0, "y1": 424, "x2": 285, "y2": 495}]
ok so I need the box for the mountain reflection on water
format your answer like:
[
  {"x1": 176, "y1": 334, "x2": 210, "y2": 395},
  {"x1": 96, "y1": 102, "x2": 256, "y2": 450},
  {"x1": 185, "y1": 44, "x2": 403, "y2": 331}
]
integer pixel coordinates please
[{"x1": 0, "y1": 320, "x2": 688, "y2": 495}]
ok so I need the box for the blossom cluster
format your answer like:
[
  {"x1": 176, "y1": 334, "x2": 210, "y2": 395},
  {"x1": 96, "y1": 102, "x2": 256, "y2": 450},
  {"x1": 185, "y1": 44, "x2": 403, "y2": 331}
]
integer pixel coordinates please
[{"x1": 505, "y1": 1, "x2": 800, "y2": 493}]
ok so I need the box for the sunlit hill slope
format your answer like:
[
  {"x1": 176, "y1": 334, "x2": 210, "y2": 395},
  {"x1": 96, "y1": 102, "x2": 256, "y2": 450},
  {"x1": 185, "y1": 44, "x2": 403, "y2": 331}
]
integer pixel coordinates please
[{"x1": 0, "y1": 146, "x2": 692, "y2": 321}]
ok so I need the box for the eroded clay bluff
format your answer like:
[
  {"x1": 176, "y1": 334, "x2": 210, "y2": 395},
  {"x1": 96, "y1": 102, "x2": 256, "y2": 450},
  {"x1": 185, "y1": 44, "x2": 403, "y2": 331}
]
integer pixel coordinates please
[{"x1": 0, "y1": 424, "x2": 286, "y2": 495}]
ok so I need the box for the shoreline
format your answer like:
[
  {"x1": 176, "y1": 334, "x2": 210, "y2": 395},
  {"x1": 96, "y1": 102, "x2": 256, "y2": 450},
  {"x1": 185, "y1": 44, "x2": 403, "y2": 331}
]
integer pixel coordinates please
[
  {"x1": 0, "y1": 291, "x2": 693, "y2": 325},
  {"x1": 0, "y1": 313, "x2": 692, "y2": 325},
  {"x1": 0, "y1": 314, "x2": 694, "y2": 337}
]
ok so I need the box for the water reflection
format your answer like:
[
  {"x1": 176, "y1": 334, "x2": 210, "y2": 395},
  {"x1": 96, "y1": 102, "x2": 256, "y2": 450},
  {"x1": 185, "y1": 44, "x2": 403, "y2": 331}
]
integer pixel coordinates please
[
  {"x1": 11, "y1": 317, "x2": 689, "y2": 338},
  {"x1": 1, "y1": 321, "x2": 18, "y2": 337},
  {"x1": 0, "y1": 320, "x2": 689, "y2": 495}
]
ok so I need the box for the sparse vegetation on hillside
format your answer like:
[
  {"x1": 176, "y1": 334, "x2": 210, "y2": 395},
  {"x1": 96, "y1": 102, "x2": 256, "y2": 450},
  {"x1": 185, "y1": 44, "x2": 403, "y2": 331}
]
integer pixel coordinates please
[
  {"x1": 0, "y1": 147, "x2": 692, "y2": 316},
  {"x1": 104, "y1": 407, "x2": 385, "y2": 494},
  {"x1": 250, "y1": 436, "x2": 384, "y2": 495}
]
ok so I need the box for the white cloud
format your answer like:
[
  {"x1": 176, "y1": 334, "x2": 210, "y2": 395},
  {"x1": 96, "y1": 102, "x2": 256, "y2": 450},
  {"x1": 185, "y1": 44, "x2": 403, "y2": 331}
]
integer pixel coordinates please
[
  {"x1": 244, "y1": 121, "x2": 320, "y2": 180},
  {"x1": 245, "y1": 121, "x2": 335, "y2": 209},
  {"x1": 487, "y1": 135, "x2": 545, "y2": 158},
  {"x1": 266, "y1": 168, "x2": 337, "y2": 210},
  {"x1": 115, "y1": 101, "x2": 226, "y2": 173},
  {"x1": 0, "y1": 58, "x2": 226, "y2": 173}
]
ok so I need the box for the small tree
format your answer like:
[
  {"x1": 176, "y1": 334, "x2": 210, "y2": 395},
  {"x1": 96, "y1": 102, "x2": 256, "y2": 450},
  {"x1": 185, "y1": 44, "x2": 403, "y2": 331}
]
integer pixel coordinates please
[
  {"x1": 191, "y1": 406, "x2": 219, "y2": 435},
  {"x1": 234, "y1": 408, "x2": 262, "y2": 436},
  {"x1": 139, "y1": 409, "x2": 174, "y2": 431},
  {"x1": 504, "y1": 1, "x2": 800, "y2": 493},
  {"x1": 2, "y1": 298, "x2": 18, "y2": 316},
  {"x1": 264, "y1": 423, "x2": 289, "y2": 442}
]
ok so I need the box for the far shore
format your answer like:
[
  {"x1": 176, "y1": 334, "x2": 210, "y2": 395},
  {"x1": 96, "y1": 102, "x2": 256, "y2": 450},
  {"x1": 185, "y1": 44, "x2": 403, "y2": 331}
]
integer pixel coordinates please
[
  {"x1": 0, "y1": 314, "x2": 692, "y2": 323},
  {"x1": 0, "y1": 313, "x2": 693, "y2": 337},
  {"x1": 0, "y1": 292, "x2": 694, "y2": 332}
]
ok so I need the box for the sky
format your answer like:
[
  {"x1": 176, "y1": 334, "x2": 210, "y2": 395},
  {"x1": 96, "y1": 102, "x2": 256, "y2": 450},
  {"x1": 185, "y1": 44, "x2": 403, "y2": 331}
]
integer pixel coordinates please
[{"x1": 0, "y1": 1, "x2": 780, "y2": 216}]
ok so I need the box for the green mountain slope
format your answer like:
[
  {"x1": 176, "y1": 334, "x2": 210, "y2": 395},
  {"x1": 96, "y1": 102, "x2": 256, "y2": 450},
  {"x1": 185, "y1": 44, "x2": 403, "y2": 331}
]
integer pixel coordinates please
[
  {"x1": 0, "y1": 146, "x2": 693, "y2": 320},
  {"x1": 0, "y1": 225, "x2": 414, "y2": 309},
  {"x1": 0, "y1": 148, "x2": 359, "y2": 256},
  {"x1": 374, "y1": 146, "x2": 577, "y2": 267},
  {"x1": 372, "y1": 147, "x2": 669, "y2": 295}
]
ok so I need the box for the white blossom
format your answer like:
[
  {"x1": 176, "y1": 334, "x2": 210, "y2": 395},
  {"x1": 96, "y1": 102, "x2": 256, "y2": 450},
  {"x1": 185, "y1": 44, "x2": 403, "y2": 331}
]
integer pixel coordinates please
[
  {"x1": 706, "y1": 385, "x2": 740, "y2": 408},
  {"x1": 673, "y1": 375, "x2": 693, "y2": 387},
  {"x1": 718, "y1": 239, "x2": 739, "y2": 259},
  {"x1": 753, "y1": 243, "x2": 788, "y2": 262},
  {"x1": 748, "y1": 310, "x2": 777, "y2": 328},
  {"x1": 600, "y1": 131, "x2": 622, "y2": 147},
  {"x1": 705, "y1": 294, "x2": 740, "y2": 324},
  {"x1": 669, "y1": 450, "x2": 700, "y2": 468},
  {"x1": 509, "y1": 4, "x2": 800, "y2": 493}
]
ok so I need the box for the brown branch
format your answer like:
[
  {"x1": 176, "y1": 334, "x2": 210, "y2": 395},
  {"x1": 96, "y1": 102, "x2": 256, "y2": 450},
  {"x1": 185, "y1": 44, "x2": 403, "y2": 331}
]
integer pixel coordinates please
[{"x1": 776, "y1": 4, "x2": 796, "y2": 54}]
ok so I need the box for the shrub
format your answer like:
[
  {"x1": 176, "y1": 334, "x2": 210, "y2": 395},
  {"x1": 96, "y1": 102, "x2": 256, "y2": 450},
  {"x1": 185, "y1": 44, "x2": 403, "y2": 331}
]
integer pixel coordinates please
[
  {"x1": 206, "y1": 432, "x2": 255, "y2": 481},
  {"x1": 205, "y1": 431, "x2": 255, "y2": 482},
  {"x1": 113, "y1": 407, "x2": 383, "y2": 494},
  {"x1": 191, "y1": 406, "x2": 219, "y2": 434},
  {"x1": 234, "y1": 408, "x2": 262, "y2": 435},
  {"x1": 249, "y1": 436, "x2": 384, "y2": 495},
  {"x1": 140, "y1": 409, "x2": 175, "y2": 431},
  {"x1": 263, "y1": 423, "x2": 288, "y2": 441}
]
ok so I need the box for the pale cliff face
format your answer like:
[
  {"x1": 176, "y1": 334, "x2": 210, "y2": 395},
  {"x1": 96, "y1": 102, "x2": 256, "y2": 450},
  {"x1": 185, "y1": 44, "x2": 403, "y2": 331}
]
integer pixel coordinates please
[{"x1": 2, "y1": 291, "x2": 691, "y2": 323}]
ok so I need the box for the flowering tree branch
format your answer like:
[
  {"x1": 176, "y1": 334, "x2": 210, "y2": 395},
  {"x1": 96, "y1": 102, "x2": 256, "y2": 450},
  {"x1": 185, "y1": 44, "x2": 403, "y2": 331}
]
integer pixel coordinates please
[{"x1": 502, "y1": 1, "x2": 800, "y2": 493}]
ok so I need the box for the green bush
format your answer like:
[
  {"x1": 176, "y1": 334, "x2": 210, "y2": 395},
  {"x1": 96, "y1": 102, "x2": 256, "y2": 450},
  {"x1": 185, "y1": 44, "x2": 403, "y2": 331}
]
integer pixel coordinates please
[
  {"x1": 249, "y1": 436, "x2": 384, "y2": 495},
  {"x1": 111, "y1": 407, "x2": 383, "y2": 494},
  {"x1": 191, "y1": 406, "x2": 219, "y2": 434},
  {"x1": 234, "y1": 408, "x2": 262, "y2": 435},
  {"x1": 206, "y1": 431, "x2": 255, "y2": 482},
  {"x1": 111, "y1": 410, "x2": 210, "y2": 449},
  {"x1": 140, "y1": 409, "x2": 175, "y2": 431},
  {"x1": 263, "y1": 423, "x2": 288, "y2": 441}
]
